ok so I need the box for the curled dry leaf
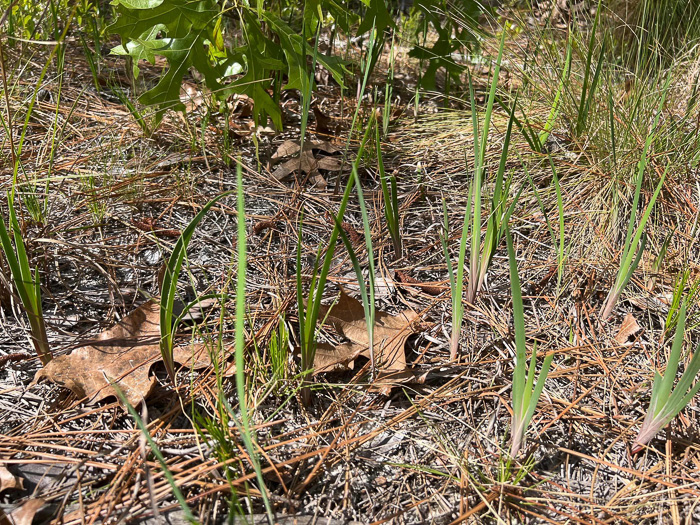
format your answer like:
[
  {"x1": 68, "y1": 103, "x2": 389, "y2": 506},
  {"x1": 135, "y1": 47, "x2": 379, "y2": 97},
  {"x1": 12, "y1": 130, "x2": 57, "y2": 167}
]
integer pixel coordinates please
[
  {"x1": 6, "y1": 498, "x2": 45, "y2": 525},
  {"x1": 614, "y1": 313, "x2": 641, "y2": 345},
  {"x1": 271, "y1": 139, "x2": 340, "y2": 161},
  {"x1": 313, "y1": 106, "x2": 344, "y2": 135},
  {"x1": 311, "y1": 289, "x2": 420, "y2": 380},
  {"x1": 0, "y1": 465, "x2": 23, "y2": 493},
  {"x1": 270, "y1": 140, "x2": 345, "y2": 186},
  {"x1": 34, "y1": 300, "x2": 229, "y2": 406},
  {"x1": 253, "y1": 218, "x2": 279, "y2": 235},
  {"x1": 394, "y1": 270, "x2": 444, "y2": 296}
]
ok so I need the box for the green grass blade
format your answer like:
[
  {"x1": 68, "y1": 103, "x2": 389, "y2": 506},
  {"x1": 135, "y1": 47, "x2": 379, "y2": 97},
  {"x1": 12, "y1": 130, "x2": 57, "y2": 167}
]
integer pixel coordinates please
[
  {"x1": 232, "y1": 161, "x2": 274, "y2": 524},
  {"x1": 506, "y1": 226, "x2": 527, "y2": 415},
  {"x1": 524, "y1": 353, "x2": 554, "y2": 429},
  {"x1": 160, "y1": 190, "x2": 234, "y2": 383}
]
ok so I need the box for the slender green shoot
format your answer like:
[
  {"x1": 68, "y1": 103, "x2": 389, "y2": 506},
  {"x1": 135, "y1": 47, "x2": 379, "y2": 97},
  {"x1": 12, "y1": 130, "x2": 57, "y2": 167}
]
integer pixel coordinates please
[
  {"x1": 231, "y1": 162, "x2": 274, "y2": 523},
  {"x1": 336, "y1": 22, "x2": 377, "y2": 193},
  {"x1": 663, "y1": 270, "x2": 700, "y2": 336},
  {"x1": 573, "y1": 0, "x2": 605, "y2": 137},
  {"x1": 464, "y1": 31, "x2": 507, "y2": 307},
  {"x1": 269, "y1": 316, "x2": 289, "y2": 384},
  {"x1": 548, "y1": 156, "x2": 566, "y2": 289},
  {"x1": 299, "y1": 21, "x2": 321, "y2": 164},
  {"x1": 600, "y1": 75, "x2": 672, "y2": 320},
  {"x1": 382, "y1": 32, "x2": 396, "y2": 137},
  {"x1": 446, "y1": 32, "x2": 518, "y2": 360},
  {"x1": 648, "y1": 228, "x2": 674, "y2": 291},
  {"x1": 376, "y1": 124, "x2": 401, "y2": 260},
  {"x1": 507, "y1": 227, "x2": 554, "y2": 458},
  {"x1": 110, "y1": 81, "x2": 152, "y2": 136},
  {"x1": 297, "y1": 120, "x2": 375, "y2": 404},
  {"x1": 160, "y1": 190, "x2": 233, "y2": 383},
  {"x1": 633, "y1": 302, "x2": 700, "y2": 452},
  {"x1": 328, "y1": 149, "x2": 377, "y2": 377},
  {"x1": 538, "y1": 40, "x2": 571, "y2": 147},
  {"x1": 0, "y1": 192, "x2": 51, "y2": 365}
]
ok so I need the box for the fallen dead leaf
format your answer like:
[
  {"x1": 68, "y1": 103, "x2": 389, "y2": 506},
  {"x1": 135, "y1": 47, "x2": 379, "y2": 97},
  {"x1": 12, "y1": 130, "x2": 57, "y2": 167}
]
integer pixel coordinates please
[
  {"x1": 394, "y1": 270, "x2": 444, "y2": 296},
  {"x1": 368, "y1": 369, "x2": 429, "y2": 395},
  {"x1": 614, "y1": 313, "x2": 641, "y2": 345},
  {"x1": 230, "y1": 94, "x2": 254, "y2": 118},
  {"x1": 311, "y1": 342, "x2": 363, "y2": 374},
  {"x1": 313, "y1": 106, "x2": 344, "y2": 135},
  {"x1": 270, "y1": 140, "x2": 345, "y2": 186},
  {"x1": 271, "y1": 139, "x2": 339, "y2": 160},
  {"x1": 316, "y1": 288, "x2": 419, "y2": 372},
  {"x1": 34, "y1": 300, "x2": 229, "y2": 406},
  {"x1": 7, "y1": 499, "x2": 45, "y2": 525},
  {"x1": 0, "y1": 466, "x2": 23, "y2": 493}
]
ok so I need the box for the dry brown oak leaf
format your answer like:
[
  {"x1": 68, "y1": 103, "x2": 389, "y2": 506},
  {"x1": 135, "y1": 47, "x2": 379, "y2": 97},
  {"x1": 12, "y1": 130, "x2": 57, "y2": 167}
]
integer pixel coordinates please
[
  {"x1": 4, "y1": 498, "x2": 46, "y2": 525},
  {"x1": 34, "y1": 300, "x2": 226, "y2": 406},
  {"x1": 0, "y1": 466, "x2": 23, "y2": 493},
  {"x1": 313, "y1": 288, "x2": 419, "y2": 375},
  {"x1": 270, "y1": 139, "x2": 344, "y2": 186},
  {"x1": 614, "y1": 313, "x2": 641, "y2": 345}
]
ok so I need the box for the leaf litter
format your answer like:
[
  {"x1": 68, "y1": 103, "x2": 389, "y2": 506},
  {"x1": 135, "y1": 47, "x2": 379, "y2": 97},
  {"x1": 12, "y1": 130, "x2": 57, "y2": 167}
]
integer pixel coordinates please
[
  {"x1": 269, "y1": 139, "x2": 347, "y2": 186},
  {"x1": 310, "y1": 288, "x2": 427, "y2": 393},
  {"x1": 33, "y1": 300, "x2": 230, "y2": 406},
  {"x1": 0, "y1": 465, "x2": 23, "y2": 493}
]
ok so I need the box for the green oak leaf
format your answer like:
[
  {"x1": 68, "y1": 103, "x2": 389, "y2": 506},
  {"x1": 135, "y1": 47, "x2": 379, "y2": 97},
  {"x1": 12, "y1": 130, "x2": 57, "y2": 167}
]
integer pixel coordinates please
[
  {"x1": 264, "y1": 12, "x2": 347, "y2": 91},
  {"x1": 109, "y1": 0, "x2": 218, "y2": 41},
  {"x1": 110, "y1": 24, "x2": 166, "y2": 79},
  {"x1": 357, "y1": 0, "x2": 394, "y2": 35},
  {"x1": 110, "y1": 0, "x2": 165, "y2": 9}
]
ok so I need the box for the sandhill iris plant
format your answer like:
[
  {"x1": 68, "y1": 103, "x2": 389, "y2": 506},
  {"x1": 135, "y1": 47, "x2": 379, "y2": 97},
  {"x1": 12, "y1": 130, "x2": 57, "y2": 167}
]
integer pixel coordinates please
[
  {"x1": 443, "y1": 31, "x2": 520, "y2": 359},
  {"x1": 376, "y1": 125, "x2": 401, "y2": 260},
  {"x1": 0, "y1": 192, "x2": 51, "y2": 365},
  {"x1": 599, "y1": 77, "x2": 671, "y2": 320},
  {"x1": 633, "y1": 302, "x2": 700, "y2": 452},
  {"x1": 160, "y1": 189, "x2": 234, "y2": 383},
  {"x1": 507, "y1": 226, "x2": 553, "y2": 458},
  {"x1": 297, "y1": 118, "x2": 375, "y2": 404}
]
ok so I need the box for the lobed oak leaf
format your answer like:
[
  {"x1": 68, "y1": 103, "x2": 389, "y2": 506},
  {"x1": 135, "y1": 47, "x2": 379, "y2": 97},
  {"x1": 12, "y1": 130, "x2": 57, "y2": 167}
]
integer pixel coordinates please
[
  {"x1": 316, "y1": 288, "x2": 420, "y2": 373},
  {"x1": 33, "y1": 300, "x2": 228, "y2": 407},
  {"x1": 270, "y1": 139, "x2": 344, "y2": 187}
]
